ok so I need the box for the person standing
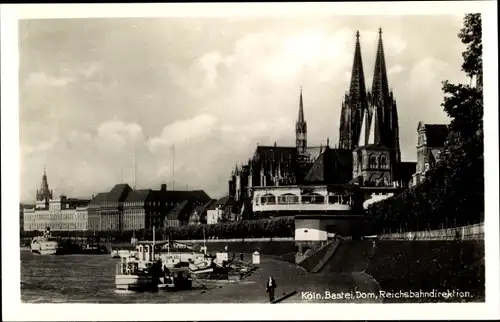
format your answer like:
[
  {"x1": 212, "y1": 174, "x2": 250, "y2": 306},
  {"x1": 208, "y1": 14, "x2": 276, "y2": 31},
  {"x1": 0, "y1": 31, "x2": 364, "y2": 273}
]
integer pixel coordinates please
[{"x1": 265, "y1": 276, "x2": 277, "y2": 302}]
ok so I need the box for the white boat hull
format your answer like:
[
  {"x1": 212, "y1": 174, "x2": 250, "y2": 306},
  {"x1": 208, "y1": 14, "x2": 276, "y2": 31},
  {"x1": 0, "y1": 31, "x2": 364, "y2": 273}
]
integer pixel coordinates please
[
  {"x1": 112, "y1": 250, "x2": 137, "y2": 258},
  {"x1": 115, "y1": 274, "x2": 156, "y2": 291},
  {"x1": 31, "y1": 241, "x2": 58, "y2": 255},
  {"x1": 32, "y1": 248, "x2": 58, "y2": 255}
]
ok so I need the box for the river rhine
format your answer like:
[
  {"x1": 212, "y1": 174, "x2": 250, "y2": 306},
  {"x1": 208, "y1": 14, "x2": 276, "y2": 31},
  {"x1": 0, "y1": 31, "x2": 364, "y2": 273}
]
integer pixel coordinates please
[
  {"x1": 20, "y1": 248, "x2": 364, "y2": 303},
  {"x1": 20, "y1": 250, "x2": 207, "y2": 303}
]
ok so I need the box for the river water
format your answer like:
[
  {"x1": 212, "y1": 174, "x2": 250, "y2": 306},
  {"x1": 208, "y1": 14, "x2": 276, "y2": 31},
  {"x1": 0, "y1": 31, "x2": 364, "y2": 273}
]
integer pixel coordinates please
[{"x1": 20, "y1": 250, "x2": 205, "y2": 303}]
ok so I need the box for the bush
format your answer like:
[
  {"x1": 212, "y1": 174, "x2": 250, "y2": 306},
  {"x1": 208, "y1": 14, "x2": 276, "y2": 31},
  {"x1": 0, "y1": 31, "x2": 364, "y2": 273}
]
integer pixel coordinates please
[{"x1": 22, "y1": 216, "x2": 295, "y2": 243}]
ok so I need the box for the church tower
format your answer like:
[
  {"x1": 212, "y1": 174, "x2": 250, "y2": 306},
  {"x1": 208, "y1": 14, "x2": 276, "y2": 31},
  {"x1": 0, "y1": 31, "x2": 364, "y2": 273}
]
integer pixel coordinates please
[
  {"x1": 368, "y1": 28, "x2": 401, "y2": 163},
  {"x1": 296, "y1": 86, "x2": 307, "y2": 155},
  {"x1": 352, "y1": 106, "x2": 392, "y2": 186},
  {"x1": 296, "y1": 87, "x2": 310, "y2": 183},
  {"x1": 339, "y1": 31, "x2": 368, "y2": 150},
  {"x1": 36, "y1": 166, "x2": 53, "y2": 205}
]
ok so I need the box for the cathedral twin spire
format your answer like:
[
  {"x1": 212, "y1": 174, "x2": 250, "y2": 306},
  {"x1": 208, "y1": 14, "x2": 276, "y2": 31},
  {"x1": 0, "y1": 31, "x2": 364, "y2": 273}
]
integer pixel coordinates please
[{"x1": 339, "y1": 27, "x2": 400, "y2": 158}]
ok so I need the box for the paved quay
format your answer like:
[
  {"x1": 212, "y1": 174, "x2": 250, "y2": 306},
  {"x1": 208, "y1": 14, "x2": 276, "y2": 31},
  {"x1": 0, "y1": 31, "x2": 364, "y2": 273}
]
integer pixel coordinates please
[
  {"x1": 173, "y1": 254, "x2": 381, "y2": 303},
  {"x1": 175, "y1": 255, "x2": 305, "y2": 303}
]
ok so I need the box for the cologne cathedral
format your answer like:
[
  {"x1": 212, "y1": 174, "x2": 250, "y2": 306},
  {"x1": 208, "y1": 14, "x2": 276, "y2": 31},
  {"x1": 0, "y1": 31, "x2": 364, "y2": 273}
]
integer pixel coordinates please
[{"x1": 228, "y1": 28, "x2": 416, "y2": 213}]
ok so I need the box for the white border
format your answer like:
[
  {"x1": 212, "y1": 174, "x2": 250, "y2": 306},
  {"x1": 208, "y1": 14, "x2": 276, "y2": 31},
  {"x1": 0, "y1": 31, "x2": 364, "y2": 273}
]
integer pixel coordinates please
[{"x1": 2, "y1": 2, "x2": 499, "y2": 321}]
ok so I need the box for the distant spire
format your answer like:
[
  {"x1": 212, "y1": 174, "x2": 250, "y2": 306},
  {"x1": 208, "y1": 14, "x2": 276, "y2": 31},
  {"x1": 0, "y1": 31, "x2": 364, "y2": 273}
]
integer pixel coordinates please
[
  {"x1": 298, "y1": 86, "x2": 305, "y2": 123},
  {"x1": 348, "y1": 30, "x2": 367, "y2": 106},
  {"x1": 371, "y1": 27, "x2": 390, "y2": 105},
  {"x1": 339, "y1": 30, "x2": 368, "y2": 150},
  {"x1": 326, "y1": 137, "x2": 330, "y2": 147},
  {"x1": 37, "y1": 166, "x2": 52, "y2": 202}
]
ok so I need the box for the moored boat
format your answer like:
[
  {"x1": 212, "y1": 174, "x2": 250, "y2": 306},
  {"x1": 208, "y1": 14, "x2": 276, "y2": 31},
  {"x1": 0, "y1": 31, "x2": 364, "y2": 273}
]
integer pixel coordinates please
[
  {"x1": 30, "y1": 229, "x2": 58, "y2": 255},
  {"x1": 110, "y1": 244, "x2": 138, "y2": 258},
  {"x1": 115, "y1": 252, "x2": 162, "y2": 291}
]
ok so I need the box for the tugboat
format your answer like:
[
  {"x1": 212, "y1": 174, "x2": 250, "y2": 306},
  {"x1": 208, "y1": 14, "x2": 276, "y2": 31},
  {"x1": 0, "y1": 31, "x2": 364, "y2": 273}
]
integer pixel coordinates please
[{"x1": 30, "y1": 228, "x2": 58, "y2": 255}]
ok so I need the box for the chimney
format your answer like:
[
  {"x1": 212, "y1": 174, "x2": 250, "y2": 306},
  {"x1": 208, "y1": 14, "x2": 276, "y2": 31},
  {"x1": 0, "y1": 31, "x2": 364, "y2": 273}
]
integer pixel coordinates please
[{"x1": 161, "y1": 184, "x2": 167, "y2": 192}]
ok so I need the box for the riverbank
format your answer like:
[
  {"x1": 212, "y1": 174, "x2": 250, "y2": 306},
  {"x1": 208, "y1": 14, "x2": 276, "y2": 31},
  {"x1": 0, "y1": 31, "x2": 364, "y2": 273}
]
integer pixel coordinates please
[{"x1": 316, "y1": 239, "x2": 485, "y2": 303}]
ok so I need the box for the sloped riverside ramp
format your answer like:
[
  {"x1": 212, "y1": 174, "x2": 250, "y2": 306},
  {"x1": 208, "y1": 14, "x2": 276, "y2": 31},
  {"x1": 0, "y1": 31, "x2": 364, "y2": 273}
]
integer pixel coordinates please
[{"x1": 317, "y1": 240, "x2": 485, "y2": 303}]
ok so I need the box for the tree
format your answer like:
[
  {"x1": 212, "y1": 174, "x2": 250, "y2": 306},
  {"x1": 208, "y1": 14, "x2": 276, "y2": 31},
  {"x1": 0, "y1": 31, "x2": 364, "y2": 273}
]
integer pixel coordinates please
[
  {"x1": 364, "y1": 14, "x2": 484, "y2": 233},
  {"x1": 441, "y1": 13, "x2": 483, "y2": 142}
]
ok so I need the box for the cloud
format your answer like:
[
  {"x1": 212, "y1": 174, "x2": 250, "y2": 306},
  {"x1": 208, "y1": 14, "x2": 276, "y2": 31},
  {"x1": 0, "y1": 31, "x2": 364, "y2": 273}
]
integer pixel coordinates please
[
  {"x1": 147, "y1": 114, "x2": 218, "y2": 153},
  {"x1": 388, "y1": 65, "x2": 404, "y2": 75},
  {"x1": 198, "y1": 52, "x2": 223, "y2": 89},
  {"x1": 21, "y1": 137, "x2": 59, "y2": 157},
  {"x1": 25, "y1": 72, "x2": 74, "y2": 87},
  {"x1": 79, "y1": 63, "x2": 102, "y2": 78},
  {"x1": 96, "y1": 120, "x2": 145, "y2": 152},
  {"x1": 19, "y1": 17, "x2": 468, "y2": 201}
]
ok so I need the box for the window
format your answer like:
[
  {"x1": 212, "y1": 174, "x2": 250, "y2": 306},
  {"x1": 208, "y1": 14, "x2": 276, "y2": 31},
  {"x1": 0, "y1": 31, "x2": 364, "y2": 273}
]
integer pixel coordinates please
[
  {"x1": 369, "y1": 155, "x2": 377, "y2": 168},
  {"x1": 278, "y1": 193, "x2": 299, "y2": 204},
  {"x1": 379, "y1": 155, "x2": 387, "y2": 169},
  {"x1": 302, "y1": 193, "x2": 324, "y2": 204},
  {"x1": 260, "y1": 194, "x2": 276, "y2": 205}
]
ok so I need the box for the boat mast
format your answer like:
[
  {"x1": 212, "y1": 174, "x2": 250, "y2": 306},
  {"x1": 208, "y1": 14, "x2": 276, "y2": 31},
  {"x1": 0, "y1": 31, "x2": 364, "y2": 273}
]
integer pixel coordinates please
[
  {"x1": 133, "y1": 145, "x2": 137, "y2": 190},
  {"x1": 203, "y1": 227, "x2": 206, "y2": 255}
]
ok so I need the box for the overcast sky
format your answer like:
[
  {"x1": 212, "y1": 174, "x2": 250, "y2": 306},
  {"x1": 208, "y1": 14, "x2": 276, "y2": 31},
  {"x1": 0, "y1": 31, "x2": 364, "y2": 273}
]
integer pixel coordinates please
[{"x1": 19, "y1": 15, "x2": 469, "y2": 201}]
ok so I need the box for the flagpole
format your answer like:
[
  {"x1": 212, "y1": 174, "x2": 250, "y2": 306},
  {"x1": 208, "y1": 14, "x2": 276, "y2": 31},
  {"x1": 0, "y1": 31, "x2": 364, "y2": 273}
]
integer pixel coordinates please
[{"x1": 172, "y1": 144, "x2": 175, "y2": 190}]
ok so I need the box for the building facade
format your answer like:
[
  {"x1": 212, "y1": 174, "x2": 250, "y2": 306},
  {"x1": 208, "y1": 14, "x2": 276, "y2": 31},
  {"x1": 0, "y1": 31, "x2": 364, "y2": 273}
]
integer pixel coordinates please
[
  {"x1": 23, "y1": 197, "x2": 90, "y2": 232},
  {"x1": 23, "y1": 170, "x2": 90, "y2": 232},
  {"x1": 123, "y1": 189, "x2": 150, "y2": 231},
  {"x1": 87, "y1": 183, "x2": 211, "y2": 232},
  {"x1": 206, "y1": 208, "x2": 223, "y2": 224},
  {"x1": 412, "y1": 122, "x2": 449, "y2": 186}
]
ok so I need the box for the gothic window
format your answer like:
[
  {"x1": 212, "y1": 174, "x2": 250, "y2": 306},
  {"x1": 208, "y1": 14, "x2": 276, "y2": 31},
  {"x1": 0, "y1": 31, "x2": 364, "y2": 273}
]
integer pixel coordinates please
[
  {"x1": 369, "y1": 154, "x2": 377, "y2": 169},
  {"x1": 379, "y1": 155, "x2": 387, "y2": 169}
]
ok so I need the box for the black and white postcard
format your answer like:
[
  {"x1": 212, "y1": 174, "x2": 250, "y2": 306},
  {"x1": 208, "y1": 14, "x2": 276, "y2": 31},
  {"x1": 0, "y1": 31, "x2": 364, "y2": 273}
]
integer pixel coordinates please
[{"x1": 1, "y1": 2, "x2": 498, "y2": 321}]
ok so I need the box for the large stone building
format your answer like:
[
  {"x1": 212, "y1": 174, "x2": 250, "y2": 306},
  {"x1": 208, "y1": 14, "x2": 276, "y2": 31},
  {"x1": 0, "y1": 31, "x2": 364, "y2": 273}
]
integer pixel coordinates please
[
  {"x1": 228, "y1": 28, "x2": 417, "y2": 214},
  {"x1": 88, "y1": 183, "x2": 211, "y2": 232},
  {"x1": 24, "y1": 169, "x2": 211, "y2": 233},
  {"x1": 23, "y1": 169, "x2": 90, "y2": 232}
]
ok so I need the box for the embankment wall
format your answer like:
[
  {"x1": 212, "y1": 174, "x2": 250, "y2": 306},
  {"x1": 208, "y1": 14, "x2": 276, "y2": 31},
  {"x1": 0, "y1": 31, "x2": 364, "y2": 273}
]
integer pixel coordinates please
[{"x1": 375, "y1": 223, "x2": 484, "y2": 241}]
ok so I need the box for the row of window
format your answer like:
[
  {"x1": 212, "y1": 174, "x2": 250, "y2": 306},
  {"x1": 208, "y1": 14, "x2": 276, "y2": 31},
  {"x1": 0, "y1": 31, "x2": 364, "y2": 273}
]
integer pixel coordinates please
[
  {"x1": 24, "y1": 213, "x2": 87, "y2": 221},
  {"x1": 256, "y1": 194, "x2": 354, "y2": 205},
  {"x1": 24, "y1": 223, "x2": 88, "y2": 231},
  {"x1": 367, "y1": 154, "x2": 389, "y2": 169},
  {"x1": 123, "y1": 214, "x2": 146, "y2": 231},
  {"x1": 91, "y1": 201, "x2": 181, "y2": 208}
]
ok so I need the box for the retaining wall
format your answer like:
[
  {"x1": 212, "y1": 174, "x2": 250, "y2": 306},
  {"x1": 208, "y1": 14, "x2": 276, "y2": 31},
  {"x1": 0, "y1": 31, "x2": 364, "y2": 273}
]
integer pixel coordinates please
[
  {"x1": 375, "y1": 223, "x2": 484, "y2": 241},
  {"x1": 177, "y1": 237, "x2": 294, "y2": 243}
]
